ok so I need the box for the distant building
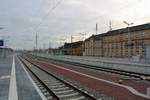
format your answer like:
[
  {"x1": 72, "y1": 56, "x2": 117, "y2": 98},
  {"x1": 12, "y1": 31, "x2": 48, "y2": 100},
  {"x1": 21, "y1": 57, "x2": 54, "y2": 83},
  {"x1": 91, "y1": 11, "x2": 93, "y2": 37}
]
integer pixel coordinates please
[
  {"x1": 84, "y1": 35, "x2": 102, "y2": 56},
  {"x1": 47, "y1": 47, "x2": 62, "y2": 55},
  {"x1": 63, "y1": 41, "x2": 83, "y2": 56},
  {"x1": 84, "y1": 23, "x2": 150, "y2": 60}
]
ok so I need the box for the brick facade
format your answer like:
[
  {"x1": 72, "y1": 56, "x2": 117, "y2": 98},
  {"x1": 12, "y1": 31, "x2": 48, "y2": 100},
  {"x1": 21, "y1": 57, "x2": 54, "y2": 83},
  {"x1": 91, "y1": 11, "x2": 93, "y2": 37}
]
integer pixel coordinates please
[{"x1": 84, "y1": 23, "x2": 150, "y2": 58}]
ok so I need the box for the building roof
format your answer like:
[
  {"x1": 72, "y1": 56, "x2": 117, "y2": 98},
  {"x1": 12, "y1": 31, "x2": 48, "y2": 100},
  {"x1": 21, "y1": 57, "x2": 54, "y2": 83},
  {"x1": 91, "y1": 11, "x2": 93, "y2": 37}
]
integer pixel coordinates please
[
  {"x1": 103, "y1": 22, "x2": 150, "y2": 36},
  {"x1": 64, "y1": 41, "x2": 83, "y2": 48},
  {"x1": 85, "y1": 22, "x2": 150, "y2": 41}
]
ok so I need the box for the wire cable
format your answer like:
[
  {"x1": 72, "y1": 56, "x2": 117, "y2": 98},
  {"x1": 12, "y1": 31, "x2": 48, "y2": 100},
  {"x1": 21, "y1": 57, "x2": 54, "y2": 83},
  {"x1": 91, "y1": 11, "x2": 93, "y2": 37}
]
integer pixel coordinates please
[{"x1": 34, "y1": 0, "x2": 63, "y2": 33}]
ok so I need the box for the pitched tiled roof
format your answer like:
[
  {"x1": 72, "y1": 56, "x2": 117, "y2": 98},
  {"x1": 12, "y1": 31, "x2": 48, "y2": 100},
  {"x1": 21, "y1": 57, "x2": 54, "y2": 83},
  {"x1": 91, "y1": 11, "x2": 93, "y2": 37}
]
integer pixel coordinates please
[
  {"x1": 64, "y1": 41, "x2": 83, "y2": 48},
  {"x1": 85, "y1": 22, "x2": 150, "y2": 41}
]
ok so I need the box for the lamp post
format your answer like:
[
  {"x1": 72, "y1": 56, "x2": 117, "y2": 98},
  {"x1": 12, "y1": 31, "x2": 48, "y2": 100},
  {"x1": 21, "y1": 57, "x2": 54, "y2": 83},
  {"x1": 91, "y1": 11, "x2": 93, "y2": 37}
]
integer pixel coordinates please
[
  {"x1": 34, "y1": 32, "x2": 38, "y2": 55},
  {"x1": 79, "y1": 33, "x2": 86, "y2": 56},
  {"x1": 71, "y1": 35, "x2": 74, "y2": 55},
  {"x1": 59, "y1": 38, "x2": 66, "y2": 55},
  {"x1": 123, "y1": 21, "x2": 133, "y2": 60}
]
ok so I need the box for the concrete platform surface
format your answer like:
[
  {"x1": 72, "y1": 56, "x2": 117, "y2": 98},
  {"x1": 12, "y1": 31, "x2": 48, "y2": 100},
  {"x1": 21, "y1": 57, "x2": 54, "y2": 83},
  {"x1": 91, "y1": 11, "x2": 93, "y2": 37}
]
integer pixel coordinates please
[
  {"x1": 0, "y1": 54, "x2": 43, "y2": 100},
  {"x1": 33, "y1": 53, "x2": 150, "y2": 75},
  {"x1": 0, "y1": 55, "x2": 12, "y2": 100}
]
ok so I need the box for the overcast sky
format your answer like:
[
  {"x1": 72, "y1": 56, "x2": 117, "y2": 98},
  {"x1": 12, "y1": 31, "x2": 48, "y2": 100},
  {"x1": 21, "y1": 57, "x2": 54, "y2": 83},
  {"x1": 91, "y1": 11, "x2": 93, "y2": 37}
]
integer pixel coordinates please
[{"x1": 0, "y1": 0, "x2": 150, "y2": 50}]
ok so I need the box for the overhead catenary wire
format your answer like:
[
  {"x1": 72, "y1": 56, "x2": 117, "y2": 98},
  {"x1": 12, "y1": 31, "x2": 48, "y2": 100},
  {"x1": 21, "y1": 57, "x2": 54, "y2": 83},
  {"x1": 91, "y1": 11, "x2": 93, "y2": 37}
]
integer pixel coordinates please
[
  {"x1": 33, "y1": 0, "x2": 63, "y2": 50},
  {"x1": 32, "y1": 0, "x2": 110, "y2": 45},
  {"x1": 33, "y1": 0, "x2": 109, "y2": 37},
  {"x1": 33, "y1": 0, "x2": 63, "y2": 33}
]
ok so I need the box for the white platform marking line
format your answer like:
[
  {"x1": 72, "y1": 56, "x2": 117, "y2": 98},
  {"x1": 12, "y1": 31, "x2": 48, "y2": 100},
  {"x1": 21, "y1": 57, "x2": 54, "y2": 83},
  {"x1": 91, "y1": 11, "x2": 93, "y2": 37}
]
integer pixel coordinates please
[
  {"x1": 17, "y1": 57, "x2": 47, "y2": 100},
  {"x1": 8, "y1": 55, "x2": 18, "y2": 100},
  {"x1": 39, "y1": 61, "x2": 150, "y2": 99}
]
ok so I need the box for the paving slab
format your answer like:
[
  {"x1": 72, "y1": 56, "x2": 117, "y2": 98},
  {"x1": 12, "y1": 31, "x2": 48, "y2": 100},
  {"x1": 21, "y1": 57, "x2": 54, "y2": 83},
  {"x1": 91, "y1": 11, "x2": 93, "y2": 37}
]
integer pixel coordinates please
[
  {"x1": 33, "y1": 53, "x2": 150, "y2": 75},
  {"x1": 0, "y1": 55, "x2": 12, "y2": 100},
  {"x1": 15, "y1": 56, "x2": 42, "y2": 100},
  {"x1": 0, "y1": 53, "x2": 44, "y2": 100}
]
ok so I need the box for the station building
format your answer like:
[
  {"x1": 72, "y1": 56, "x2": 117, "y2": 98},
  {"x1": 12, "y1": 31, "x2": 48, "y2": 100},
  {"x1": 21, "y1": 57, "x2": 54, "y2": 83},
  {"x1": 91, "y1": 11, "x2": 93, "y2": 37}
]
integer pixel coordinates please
[
  {"x1": 84, "y1": 23, "x2": 150, "y2": 59},
  {"x1": 63, "y1": 41, "x2": 83, "y2": 56}
]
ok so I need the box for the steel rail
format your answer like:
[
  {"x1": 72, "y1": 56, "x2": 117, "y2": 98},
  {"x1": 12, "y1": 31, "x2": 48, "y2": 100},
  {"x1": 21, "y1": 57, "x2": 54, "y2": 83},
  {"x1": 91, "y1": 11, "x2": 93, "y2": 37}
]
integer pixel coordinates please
[
  {"x1": 19, "y1": 56, "x2": 98, "y2": 100},
  {"x1": 27, "y1": 54, "x2": 150, "y2": 81},
  {"x1": 18, "y1": 56, "x2": 59, "y2": 100}
]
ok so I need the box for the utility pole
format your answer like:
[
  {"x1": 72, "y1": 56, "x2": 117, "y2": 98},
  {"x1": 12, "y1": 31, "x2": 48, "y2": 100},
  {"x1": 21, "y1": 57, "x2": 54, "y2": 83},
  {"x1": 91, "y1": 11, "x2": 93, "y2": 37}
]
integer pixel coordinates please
[
  {"x1": 59, "y1": 38, "x2": 66, "y2": 55},
  {"x1": 79, "y1": 33, "x2": 86, "y2": 56},
  {"x1": 48, "y1": 41, "x2": 51, "y2": 55},
  {"x1": 43, "y1": 43, "x2": 46, "y2": 53},
  {"x1": 96, "y1": 23, "x2": 98, "y2": 34},
  {"x1": 71, "y1": 35, "x2": 73, "y2": 43},
  {"x1": 109, "y1": 20, "x2": 112, "y2": 31},
  {"x1": 35, "y1": 33, "x2": 38, "y2": 54},
  {"x1": 71, "y1": 35, "x2": 74, "y2": 55},
  {"x1": 49, "y1": 41, "x2": 51, "y2": 49}
]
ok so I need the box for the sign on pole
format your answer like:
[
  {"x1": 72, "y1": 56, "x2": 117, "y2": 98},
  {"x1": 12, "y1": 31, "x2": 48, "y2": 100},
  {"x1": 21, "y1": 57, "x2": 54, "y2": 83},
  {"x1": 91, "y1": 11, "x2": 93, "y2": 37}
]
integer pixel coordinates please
[
  {"x1": 0, "y1": 40, "x2": 4, "y2": 46},
  {"x1": 126, "y1": 41, "x2": 144, "y2": 46}
]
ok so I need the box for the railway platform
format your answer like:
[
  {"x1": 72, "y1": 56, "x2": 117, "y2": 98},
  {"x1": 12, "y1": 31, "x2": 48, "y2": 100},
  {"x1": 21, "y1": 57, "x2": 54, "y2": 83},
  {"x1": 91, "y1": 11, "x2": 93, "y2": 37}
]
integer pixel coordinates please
[
  {"x1": 0, "y1": 54, "x2": 44, "y2": 100},
  {"x1": 33, "y1": 53, "x2": 150, "y2": 75},
  {"x1": 26, "y1": 54, "x2": 150, "y2": 100}
]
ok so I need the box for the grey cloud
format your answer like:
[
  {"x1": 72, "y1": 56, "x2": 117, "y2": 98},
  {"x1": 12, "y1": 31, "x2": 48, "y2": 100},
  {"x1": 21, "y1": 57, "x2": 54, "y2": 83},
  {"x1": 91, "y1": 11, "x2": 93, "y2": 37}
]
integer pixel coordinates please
[{"x1": 0, "y1": 0, "x2": 150, "y2": 49}]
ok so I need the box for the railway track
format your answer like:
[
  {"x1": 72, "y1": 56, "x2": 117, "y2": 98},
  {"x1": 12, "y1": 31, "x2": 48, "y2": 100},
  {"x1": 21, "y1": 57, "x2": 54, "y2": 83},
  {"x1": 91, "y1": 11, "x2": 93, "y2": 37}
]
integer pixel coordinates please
[
  {"x1": 18, "y1": 56, "x2": 101, "y2": 100},
  {"x1": 27, "y1": 54, "x2": 150, "y2": 81}
]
